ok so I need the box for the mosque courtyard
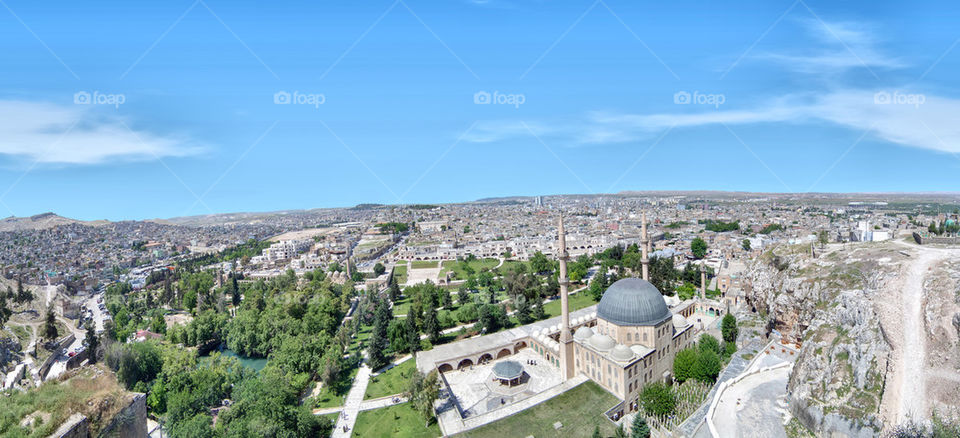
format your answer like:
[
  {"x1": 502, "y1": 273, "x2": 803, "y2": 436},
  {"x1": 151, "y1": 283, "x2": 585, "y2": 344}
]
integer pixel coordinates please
[{"x1": 443, "y1": 348, "x2": 563, "y2": 418}]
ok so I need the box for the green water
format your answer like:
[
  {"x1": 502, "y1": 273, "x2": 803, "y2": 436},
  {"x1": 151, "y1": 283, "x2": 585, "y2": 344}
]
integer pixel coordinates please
[{"x1": 202, "y1": 348, "x2": 268, "y2": 372}]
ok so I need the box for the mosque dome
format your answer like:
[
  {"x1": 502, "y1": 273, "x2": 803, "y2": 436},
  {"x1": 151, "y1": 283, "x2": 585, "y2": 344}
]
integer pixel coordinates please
[
  {"x1": 611, "y1": 344, "x2": 635, "y2": 362},
  {"x1": 587, "y1": 333, "x2": 616, "y2": 352},
  {"x1": 573, "y1": 326, "x2": 595, "y2": 341},
  {"x1": 672, "y1": 314, "x2": 688, "y2": 329},
  {"x1": 597, "y1": 278, "x2": 671, "y2": 326}
]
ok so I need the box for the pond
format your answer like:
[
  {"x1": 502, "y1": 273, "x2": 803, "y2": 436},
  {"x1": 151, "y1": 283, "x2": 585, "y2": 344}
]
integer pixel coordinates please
[{"x1": 201, "y1": 347, "x2": 268, "y2": 372}]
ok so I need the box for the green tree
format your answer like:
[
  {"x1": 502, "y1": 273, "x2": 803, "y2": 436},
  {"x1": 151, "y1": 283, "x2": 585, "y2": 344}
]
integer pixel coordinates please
[
  {"x1": 423, "y1": 306, "x2": 441, "y2": 344},
  {"x1": 374, "y1": 262, "x2": 386, "y2": 277},
  {"x1": 592, "y1": 425, "x2": 601, "y2": 438},
  {"x1": 404, "y1": 313, "x2": 421, "y2": 353},
  {"x1": 631, "y1": 414, "x2": 651, "y2": 438},
  {"x1": 638, "y1": 382, "x2": 676, "y2": 416},
  {"x1": 614, "y1": 424, "x2": 627, "y2": 438},
  {"x1": 694, "y1": 349, "x2": 722, "y2": 383},
  {"x1": 530, "y1": 251, "x2": 552, "y2": 274},
  {"x1": 407, "y1": 371, "x2": 440, "y2": 427},
  {"x1": 691, "y1": 237, "x2": 707, "y2": 259},
  {"x1": 699, "y1": 333, "x2": 721, "y2": 355},
  {"x1": 721, "y1": 314, "x2": 738, "y2": 344},
  {"x1": 0, "y1": 292, "x2": 11, "y2": 328},
  {"x1": 85, "y1": 323, "x2": 99, "y2": 364},
  {"x1": 368, "y1": 298, "x2": 392, "y2": 371},
  {"x1": 389, "y1": 281, "x2": 402, "y2": 302},
  {"x1": 741, "y1": 239, "x2": 751, "y2": 251},
  {"x1": 673, "y1": 347, "x2": 698, "y2": 383},
  {"x1": 457, "y1": 287, "x2": 469, "y2": 306},
  {"x1": 514, "y1": 295, "x2": 533, "y2": 324},
  {"x1": 818, "y1": 230, "x2": 829, "y2": 247},
  {"x1": 388, "y1": 319, "x2": 410, "y2": 354},
  {"x1": 43, "y1": 308, "x2": 58, "y2": 340}
]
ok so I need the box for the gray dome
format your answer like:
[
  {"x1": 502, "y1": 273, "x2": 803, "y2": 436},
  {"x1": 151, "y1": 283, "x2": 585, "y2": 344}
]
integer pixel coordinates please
[
  {"x1": 588, "y1": 334, "x2": 616, "y2": 352},
  {"x1": 492, "y1": 361, "x2": 524, "y2": 379},
  {"x1": 597, "y1": 278, "x2": 671, "y2": 326},
  {"x1": 573, "y1": 326, "x2": 594, "y2": 341},
  {"x1": 611, "y1": 344, "x2": 634, "y2": 362}
]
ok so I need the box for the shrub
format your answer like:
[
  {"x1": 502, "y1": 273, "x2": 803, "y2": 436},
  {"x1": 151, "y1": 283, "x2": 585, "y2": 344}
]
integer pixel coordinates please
[{"x1": 639, "y1": 382, "x2": 676, "y2": 416}]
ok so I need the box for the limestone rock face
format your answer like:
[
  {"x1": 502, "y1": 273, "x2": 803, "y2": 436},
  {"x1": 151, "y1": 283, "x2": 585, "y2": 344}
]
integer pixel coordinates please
[
  {"x1": 0, "y1": 336, "x2": 22, "y2": 370},
  {"x1": 745, "y1": 248, "x2": 890, "y2": 437}
]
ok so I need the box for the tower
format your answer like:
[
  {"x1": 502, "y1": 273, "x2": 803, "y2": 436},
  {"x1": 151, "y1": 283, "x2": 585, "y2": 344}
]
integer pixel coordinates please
[
  {"x1": 699, "y1": 263, "x2": 706, "y2": 300},
  {"x1": 640, "y1": 212, "x2": 650, "y2": 282},
  {"x1": 557, "y1": 214, "x2": 575, "y2": 380}
]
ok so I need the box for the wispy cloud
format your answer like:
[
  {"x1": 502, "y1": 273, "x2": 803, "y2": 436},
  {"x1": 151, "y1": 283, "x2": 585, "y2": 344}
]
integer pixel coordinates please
[
  {"x1": 0, "y1": 100, "x2": 204, "y2": 165},
  {"x1": 759, "y1": 19, "x2": 906, "y2": 74},
  {"x1": 466, "y1": 89, "x2": 960, "y2": 154}
]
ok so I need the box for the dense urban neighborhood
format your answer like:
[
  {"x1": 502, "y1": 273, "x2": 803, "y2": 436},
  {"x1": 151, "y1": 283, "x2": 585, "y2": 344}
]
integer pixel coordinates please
[{"x1": 2, "y1": 192, "x2": 960, "y2": 437}]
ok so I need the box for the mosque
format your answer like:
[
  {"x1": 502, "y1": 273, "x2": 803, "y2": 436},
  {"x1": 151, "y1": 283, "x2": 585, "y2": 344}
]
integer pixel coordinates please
[{"x1": 416, "y1": 214, "x2": 720, "y2": 427}]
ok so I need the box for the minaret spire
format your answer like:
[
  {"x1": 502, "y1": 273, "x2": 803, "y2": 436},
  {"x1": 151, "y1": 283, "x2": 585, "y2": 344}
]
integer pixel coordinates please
[
  {"x1": 641, "y1": 212, "x2": 650, "y2": 281},
  {"x1": 557, "y1": 214, "x2": 574, "y2": 380}
]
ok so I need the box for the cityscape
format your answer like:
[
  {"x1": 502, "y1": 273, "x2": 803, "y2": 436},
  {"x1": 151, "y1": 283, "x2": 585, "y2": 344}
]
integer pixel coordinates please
[{"x1": 2, "y1": 1, "x2": 960, "y2": 438}]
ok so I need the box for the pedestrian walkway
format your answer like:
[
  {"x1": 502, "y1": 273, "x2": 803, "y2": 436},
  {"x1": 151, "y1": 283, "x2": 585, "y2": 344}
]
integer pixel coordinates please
[
  {"x1": 331, "y1": 362, "x2": 371, "y2": 437},
  {"x1": 314, "y1": 394, "x2": 409, "y2": 416}
]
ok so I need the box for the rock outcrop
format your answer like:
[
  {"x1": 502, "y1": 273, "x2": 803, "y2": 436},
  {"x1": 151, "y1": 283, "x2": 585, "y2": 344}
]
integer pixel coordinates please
[{"x1": 745, "y1": 246, "x2": 897, "y2": 437}]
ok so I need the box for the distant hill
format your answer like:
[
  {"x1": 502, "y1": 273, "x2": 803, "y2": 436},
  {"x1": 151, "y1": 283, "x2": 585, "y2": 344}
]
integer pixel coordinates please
[{"x1": 0, "y1": 212, "x2": 108, "y2": 232}]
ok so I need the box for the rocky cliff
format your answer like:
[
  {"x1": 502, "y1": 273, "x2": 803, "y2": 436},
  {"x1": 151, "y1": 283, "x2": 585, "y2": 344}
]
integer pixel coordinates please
[{"x1": 744, "y1": 244, "x2": 903, "y2": 437}]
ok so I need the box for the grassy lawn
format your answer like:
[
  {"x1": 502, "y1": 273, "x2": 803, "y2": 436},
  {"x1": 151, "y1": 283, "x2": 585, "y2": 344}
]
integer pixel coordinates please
[
  {"x1": 457, "y1": 381, "x2": 618, "y2": 438},
  {"x1": 494, "y1": 260, "x2": 531, "y2": 275},
  {"x1": 542, "y1": 292, "x2": 597, "y2": 319},
  {"x1": 392, "y1": 296, "x2": 413, "y2": 315},
  {"x1": 347, "y1": 324, "x2": 373, "y2": 357},
  {"x1": 365, "y1": 359, "x2": 415, "y2": 400},
  {"x1": 319, "y1": 413, "x2": 339, "y2": 428},
  {"x1": 353, "y1": 403, "x2": 440, "y2": 438},
  {"x1": 6, "y1": 324, "x2": 32, "y2": 348},
  {"x1": 313, "y1": 363, "x2": 359, "y2": 409},
  {"x1": 393, "y1": 265, "x2": 408, "y2": 284},
  {"x1": 411, "y1": 260, "x2": 439, "y2": 269},
  {"x1": 439, "y1": 258, "x2": 500, "y2": 280}
]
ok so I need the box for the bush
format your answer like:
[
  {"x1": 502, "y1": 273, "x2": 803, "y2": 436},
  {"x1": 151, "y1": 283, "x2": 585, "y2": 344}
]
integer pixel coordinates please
[
  {"x1": 721, "y1": 313, "x2": 738, "y2": 343},
  {"x1": 673, "y1": 348, "x2": 698, "y2": 383},
  {"x1": 638, "y1": 382, "x2": 676, "y2": 416},
  {"x1": 456, "y1": 302, "x2": 479, "y2": 323},
  {"x1": 698, "y1": 334, "x2": 721, "y2": 355},
  {"x1": 693, "y1": 349, "x2": 722, "y2": 383}
]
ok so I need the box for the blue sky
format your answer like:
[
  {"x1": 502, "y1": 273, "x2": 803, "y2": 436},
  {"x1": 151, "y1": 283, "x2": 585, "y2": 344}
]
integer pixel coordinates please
[{"x1": 1, "y1": 0, "x2": 959, "y2": 220}]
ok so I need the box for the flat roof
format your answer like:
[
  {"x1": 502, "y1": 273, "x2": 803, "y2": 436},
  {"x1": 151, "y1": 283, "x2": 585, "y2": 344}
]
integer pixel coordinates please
[{"x1": 416, "y1": 304, "x2": 598, "y2": 373}]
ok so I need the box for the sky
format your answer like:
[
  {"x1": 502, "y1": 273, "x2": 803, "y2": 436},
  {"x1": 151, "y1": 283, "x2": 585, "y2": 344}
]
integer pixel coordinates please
[{"x1": 2, "y1": 0, "x2": 960, "y2": 220}]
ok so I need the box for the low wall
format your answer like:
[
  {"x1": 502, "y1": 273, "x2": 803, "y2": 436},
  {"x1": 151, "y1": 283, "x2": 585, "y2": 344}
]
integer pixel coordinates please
[
  {"x1": 705, "y1": 362, "x2": 792, "y2": 437},
  {"x1": 38, "y1": 334, "x2": 75, "y2": 380},
  {"x1": 50, "y1": 413, "x2": 88, "y2": 438}
]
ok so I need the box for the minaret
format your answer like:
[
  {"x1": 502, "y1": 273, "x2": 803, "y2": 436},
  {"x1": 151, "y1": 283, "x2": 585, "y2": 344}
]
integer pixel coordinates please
[
  {"x1": 699, "y1": 263, "x2": 706, "y2": 300},
  {"x1": 640, "y1": 212, "x2": 650, "y2": 281},
  {"x1": 557, "y1": 214, "x2": 575, "y2": 380}
]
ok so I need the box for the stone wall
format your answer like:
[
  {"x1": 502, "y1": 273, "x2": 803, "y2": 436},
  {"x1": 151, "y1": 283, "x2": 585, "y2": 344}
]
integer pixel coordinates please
[
  {"x1": 97, "y1": 393, "x2": 147, "y2": 438},
  {"x1": 50, "y1": 413, "x2": 89, "y2": 438}
]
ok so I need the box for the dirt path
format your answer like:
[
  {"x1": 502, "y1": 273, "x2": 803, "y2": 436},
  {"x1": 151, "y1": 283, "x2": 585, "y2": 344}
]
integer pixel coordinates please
[{"x1": 884, "y1": 241, "x2": 960, "y2": 424}]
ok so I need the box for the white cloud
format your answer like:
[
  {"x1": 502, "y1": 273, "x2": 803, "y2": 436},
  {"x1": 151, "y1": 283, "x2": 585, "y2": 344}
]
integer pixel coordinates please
[
  {"x1": 760, "y1": 19, "x2": 906, "y2": 74},
  {"x1": 0, "y1": 100, "x2": 203, "y2": 165},
  {"x1": 466, "y1": 89, "x2": 960, "y2": 154}
]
